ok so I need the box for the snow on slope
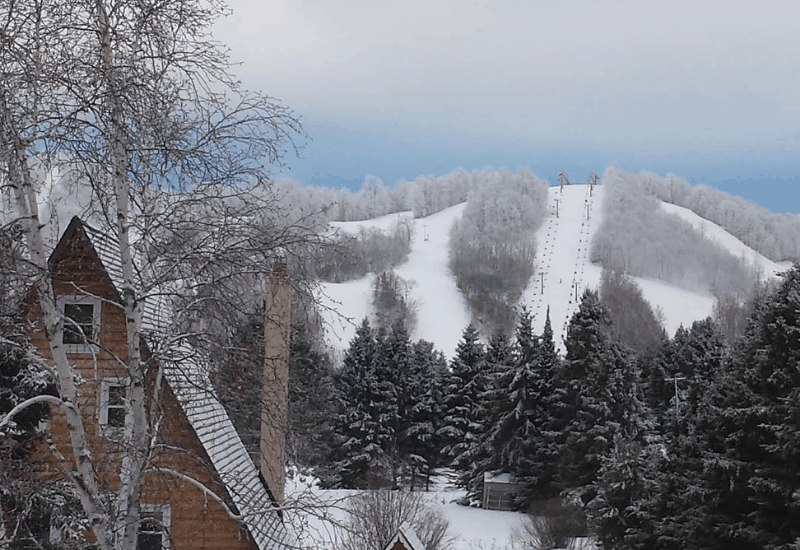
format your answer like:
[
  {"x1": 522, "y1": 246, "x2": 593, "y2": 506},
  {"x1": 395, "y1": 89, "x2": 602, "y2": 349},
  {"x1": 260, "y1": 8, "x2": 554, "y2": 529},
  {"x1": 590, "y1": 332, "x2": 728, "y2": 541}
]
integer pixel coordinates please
[
  {"x1": 329, "y1": 210, "x2": 415, "y2": 235},
  {"x1": 319, "y1": 184, "x2": 780, "y2": 360},
  {"x1": 661, "y1": 201, "x2": 792, "y2": 279},
  {"x1": 520, "y1": 185, "x2": 717, "y2": 347},
  {"x1": 522, "y1": 184, "x2": 603, "y2": 347},
  {"x1": 318, "y1": 204, "x2": 470, "y2": 360}
]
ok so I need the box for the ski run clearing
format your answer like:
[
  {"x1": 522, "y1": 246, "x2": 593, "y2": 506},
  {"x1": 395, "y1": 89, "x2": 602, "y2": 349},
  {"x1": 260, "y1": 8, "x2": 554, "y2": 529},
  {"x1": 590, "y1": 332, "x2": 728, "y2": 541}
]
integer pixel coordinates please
[{"x1": 318, "y1": 183, "x2": 782, "y2": 360}]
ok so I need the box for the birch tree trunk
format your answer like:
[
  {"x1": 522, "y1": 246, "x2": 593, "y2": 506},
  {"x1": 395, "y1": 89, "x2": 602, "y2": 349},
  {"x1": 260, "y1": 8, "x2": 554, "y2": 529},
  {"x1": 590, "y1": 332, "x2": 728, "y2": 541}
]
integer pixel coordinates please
[{"x1": 0, "y1": 0, "x2": 307, "y2": 548}]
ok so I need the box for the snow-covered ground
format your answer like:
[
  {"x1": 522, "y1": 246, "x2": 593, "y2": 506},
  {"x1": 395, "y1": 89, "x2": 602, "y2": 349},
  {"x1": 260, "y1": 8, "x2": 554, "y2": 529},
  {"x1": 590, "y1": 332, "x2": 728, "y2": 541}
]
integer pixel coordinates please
[
  {"x1": 286, "y1": 475, "x2": 530, "y2": 550},
  {"x1": 317, "y1": 183, "x2": 757, "y2": 359},
  {"x1": 661, "y1": 201, "x2": 793, "y2": 280}
]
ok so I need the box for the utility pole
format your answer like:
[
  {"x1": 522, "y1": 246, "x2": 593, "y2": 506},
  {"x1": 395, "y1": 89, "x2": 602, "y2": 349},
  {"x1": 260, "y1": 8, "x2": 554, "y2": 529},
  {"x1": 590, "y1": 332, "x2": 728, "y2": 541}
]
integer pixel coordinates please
[
  {"x1": 665, "y1": 375, "x2": 687, "y2": 416},
  {"x1": 540, "y1": 272, "x2": 545, "y2": 294},
  {"x1": 554, "y1": 198, "x2": 559, "y2": 218}
]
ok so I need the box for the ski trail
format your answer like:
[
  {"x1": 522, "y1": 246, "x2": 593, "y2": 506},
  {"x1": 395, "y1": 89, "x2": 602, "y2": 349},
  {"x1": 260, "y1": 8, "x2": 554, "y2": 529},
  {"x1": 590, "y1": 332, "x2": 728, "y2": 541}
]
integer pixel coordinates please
[{"x1": 523, "y1": 184, "x2": 600, "y2": 350}]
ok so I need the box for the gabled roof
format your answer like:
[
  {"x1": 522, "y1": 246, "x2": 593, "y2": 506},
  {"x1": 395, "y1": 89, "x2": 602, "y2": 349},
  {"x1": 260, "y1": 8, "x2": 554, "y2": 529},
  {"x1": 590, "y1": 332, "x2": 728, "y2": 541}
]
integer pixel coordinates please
[
  {"x1": 61, "y1": 217, "x2": 294, "y2": 549},
  {"x1": 383, "y1": 522, "x2": 426, "y2": 550}
]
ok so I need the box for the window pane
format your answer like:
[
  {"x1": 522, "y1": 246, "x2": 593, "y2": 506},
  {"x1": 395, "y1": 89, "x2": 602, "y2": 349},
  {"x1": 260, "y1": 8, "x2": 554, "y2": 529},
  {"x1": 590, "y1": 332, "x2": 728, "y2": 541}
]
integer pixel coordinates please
[
  {"x1": 137, "y1": 532, "x2": 162, "y2": 550},
  {"x1": 107, "y1": 406, "x2": 125, "y2": 428},
  {"x1": 138, "y1": 511, "x2": 164, "y2": 550},
  {"x1": 109, "y1": 385, "x2": 126, "y2": 406},
  {"x1": 64, "y1": 303, "x2": 94, "y2": 344}
]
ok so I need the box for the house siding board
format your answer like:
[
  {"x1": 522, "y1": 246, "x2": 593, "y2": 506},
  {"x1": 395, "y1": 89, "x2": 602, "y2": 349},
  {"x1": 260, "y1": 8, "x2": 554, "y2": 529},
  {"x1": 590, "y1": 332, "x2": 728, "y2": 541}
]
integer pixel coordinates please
[{"x1": 25, "y1": 217, "x2": 293, "y2": 550}]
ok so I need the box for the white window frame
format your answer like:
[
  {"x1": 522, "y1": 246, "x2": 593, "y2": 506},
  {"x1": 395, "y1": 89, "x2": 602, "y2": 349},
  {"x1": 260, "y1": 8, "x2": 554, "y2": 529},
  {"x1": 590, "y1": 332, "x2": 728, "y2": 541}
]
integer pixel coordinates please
[
  {"x1": 138, "y1": 504, "x2": 171, "y2": 550},
  {"x1": 58, "y1": 295, "x2": 101, "y2": 353},
  {"x1": 99, "y1": 377, "x2": 129, "y2": 437}
]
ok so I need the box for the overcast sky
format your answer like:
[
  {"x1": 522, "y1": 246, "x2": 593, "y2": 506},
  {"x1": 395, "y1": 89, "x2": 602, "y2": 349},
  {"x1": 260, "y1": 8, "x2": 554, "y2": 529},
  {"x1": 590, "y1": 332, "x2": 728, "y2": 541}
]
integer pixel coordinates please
[{"x1": 213, "y1": 0, "x2": 800, "y2": 213}]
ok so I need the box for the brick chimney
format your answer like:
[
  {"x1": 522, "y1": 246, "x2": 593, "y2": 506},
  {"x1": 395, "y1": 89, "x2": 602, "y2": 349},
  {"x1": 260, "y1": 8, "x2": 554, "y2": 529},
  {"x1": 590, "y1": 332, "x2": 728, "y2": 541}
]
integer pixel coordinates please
[{"x1": 260, "y1": 262, "x2": 292, "y2": 504}]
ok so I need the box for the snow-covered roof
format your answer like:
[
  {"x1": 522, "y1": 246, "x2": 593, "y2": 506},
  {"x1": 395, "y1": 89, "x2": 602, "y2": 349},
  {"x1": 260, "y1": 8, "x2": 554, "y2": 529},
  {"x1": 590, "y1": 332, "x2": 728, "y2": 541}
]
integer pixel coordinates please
[
  {"x1": 482, "y1": 472, "x2": 517, "y2": 484},
  {"x1": 77, "y1": 218, "x2": 293, "y2": 549},
  {"x1": 382, "y1": 522, "x2": 426, "y2": 550},
  {"x1": 163, "y1": 345, "x2": 293, "y2": 549}
]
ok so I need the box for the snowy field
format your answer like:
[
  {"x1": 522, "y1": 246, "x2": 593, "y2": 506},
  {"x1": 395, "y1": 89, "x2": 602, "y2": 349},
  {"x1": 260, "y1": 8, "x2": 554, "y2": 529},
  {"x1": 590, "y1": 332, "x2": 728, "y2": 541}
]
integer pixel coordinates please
[
  {"x1": 286, "y1": 475, "x2": 535, "y2": 550},
  {"x1": 317, "y1": 184, "x2": 760, "y2": 360}
]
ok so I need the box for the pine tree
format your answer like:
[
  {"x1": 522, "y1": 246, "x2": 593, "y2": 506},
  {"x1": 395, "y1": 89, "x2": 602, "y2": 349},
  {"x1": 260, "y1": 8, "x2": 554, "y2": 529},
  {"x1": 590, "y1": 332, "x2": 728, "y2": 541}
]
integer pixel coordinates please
[
  {"x1": 479, "y1": 308, "x2": 546, "y2": 508},
  {"x1": 438, "y1": 324, "x2": 488, "y2": 488},
  {"x1": 520, "y1": 308, "x2": 562, "y2": 502},
  {"x1": 703, "y1": 265, "x2": 800, "y2": 549},
  {"x1": 287, "y1": 325, "x2": 336, "y2": 472},
  {"x1": 402, "y1": 339, "x2": 447, "y2": 489},
  {"x1": 375, "y1": 320, "x2": 408, "y2": 487},
  {"x1": 557, "y1": 290, "x2": 643, "y2": 505},
  {"x1": 328, "y1": 318, "x2": 394, "y2": 488},
  {"x1": 457, "y1": 327, "x2": 514, "y2": 503}
]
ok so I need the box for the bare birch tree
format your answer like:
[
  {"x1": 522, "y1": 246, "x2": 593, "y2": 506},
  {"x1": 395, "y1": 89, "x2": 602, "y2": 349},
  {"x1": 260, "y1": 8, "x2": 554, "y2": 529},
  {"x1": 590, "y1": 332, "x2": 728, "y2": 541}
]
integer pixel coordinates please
[{"x1": 0, "y1": 0, "x2": 313, "y2": 548}]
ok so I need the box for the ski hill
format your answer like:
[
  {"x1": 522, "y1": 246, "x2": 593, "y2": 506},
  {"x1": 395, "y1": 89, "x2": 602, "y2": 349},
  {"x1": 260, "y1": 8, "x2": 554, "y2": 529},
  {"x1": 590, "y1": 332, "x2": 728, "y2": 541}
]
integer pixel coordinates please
[{"x1": 319, "y1": 184, "x2": 789, "y2": 360}]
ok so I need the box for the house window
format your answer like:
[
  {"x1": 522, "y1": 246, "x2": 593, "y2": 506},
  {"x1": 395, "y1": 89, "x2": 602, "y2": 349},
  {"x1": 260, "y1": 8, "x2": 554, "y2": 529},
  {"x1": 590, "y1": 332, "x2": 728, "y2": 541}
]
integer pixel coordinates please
[
  {"x1": 138, "y1": 506, "x2": 170, "y2": 550},
  {"x1": 59, "y1": 296, "x2": 101, "y2": 350},
  {"x1": 99, "y1": 378, "x2": 128, "y2": 434}
]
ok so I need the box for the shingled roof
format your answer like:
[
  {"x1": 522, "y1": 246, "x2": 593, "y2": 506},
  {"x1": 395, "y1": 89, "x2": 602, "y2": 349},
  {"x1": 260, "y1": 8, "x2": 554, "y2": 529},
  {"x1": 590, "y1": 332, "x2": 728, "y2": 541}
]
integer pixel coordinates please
[{"x1": 77, "y1": 218, "x2": 295, "y2": 549}]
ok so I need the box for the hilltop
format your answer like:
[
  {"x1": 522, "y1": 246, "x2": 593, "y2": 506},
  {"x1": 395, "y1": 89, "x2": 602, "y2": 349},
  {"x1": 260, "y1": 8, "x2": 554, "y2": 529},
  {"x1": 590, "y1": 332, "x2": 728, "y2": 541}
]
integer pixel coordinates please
[{"x1": 318, "y1": 182, "x2": 791, "y2": 359}]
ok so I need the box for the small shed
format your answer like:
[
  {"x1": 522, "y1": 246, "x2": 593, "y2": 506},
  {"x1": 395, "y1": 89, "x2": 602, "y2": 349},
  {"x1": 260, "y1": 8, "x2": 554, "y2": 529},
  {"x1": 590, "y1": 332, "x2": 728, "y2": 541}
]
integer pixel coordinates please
[
  {"x1": 482, "y1": 472, "x2": 522, "y2": 511},
  {"x1": 383, "y1": 521, "x2": 426, "y2": 550}
]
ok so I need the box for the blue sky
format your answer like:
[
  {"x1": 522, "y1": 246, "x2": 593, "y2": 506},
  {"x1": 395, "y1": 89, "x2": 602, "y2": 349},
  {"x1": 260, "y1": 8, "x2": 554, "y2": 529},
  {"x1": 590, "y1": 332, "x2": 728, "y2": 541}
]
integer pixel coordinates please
[{"x1": 213, "y1": 0, "x2": 800, "y2": 214}]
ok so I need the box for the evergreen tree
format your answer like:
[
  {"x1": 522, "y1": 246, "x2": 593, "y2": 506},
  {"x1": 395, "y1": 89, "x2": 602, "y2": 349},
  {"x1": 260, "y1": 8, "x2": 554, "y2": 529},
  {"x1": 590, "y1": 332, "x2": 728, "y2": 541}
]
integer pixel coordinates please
[
  {"x1": 557, "y1": 290, "x2": 644, "y2": 505},
  {"x1": 287, "y1": 325, "x2": 336, "y2": 472},
  {"x1": 1, "y1": 312, "x2": 64, "y2": 547},
  {"x1": 328, "y1": 318, "x2": 394, "y2": 488},
  {"x1": 520, "y1": 308, "x2": 562, "y2": 502},
  {"x1": 703, "y1": 265, "x2": 800, "y2": 549},
  {"x1": 438, "y1": 324, "x2": 488, "y2": 489},
  {"x1": 459, "y1": 327, "x2": 514, "y2": 503},
  {"x1": 375, "y1": 320, "x2": 408, "y2": 487},
  {"x1": 402, "y1": 339, "x2": 447, "y2": 489}
]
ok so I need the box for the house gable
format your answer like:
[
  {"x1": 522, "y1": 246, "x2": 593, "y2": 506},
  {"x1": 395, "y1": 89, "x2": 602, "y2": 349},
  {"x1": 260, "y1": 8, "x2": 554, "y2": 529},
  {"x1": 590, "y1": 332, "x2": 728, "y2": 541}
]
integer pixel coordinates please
[{"x1": 24, "y1": 217, "x2": 292, "y2": 549}]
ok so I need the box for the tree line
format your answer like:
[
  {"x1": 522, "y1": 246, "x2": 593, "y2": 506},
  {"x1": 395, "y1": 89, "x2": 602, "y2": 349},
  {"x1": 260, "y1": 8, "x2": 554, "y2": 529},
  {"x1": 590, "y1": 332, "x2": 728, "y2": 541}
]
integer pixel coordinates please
[{"x1": 319, "y1": 265, "x2": 800, "y2": 550}]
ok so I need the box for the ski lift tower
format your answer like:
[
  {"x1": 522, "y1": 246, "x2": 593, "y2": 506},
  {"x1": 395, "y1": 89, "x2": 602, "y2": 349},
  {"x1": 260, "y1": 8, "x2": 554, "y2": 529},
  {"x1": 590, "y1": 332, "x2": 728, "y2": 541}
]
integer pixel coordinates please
[{"x1": 559, "y1": 171, "x2": 570, "y2": 191}]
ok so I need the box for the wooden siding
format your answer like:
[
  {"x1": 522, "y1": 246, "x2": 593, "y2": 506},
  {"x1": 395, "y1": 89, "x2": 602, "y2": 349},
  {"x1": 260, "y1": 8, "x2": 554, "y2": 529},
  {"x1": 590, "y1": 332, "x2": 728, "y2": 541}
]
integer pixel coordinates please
[{"x1": 22, "y1": 218, "x2": 274, "y2": 550}]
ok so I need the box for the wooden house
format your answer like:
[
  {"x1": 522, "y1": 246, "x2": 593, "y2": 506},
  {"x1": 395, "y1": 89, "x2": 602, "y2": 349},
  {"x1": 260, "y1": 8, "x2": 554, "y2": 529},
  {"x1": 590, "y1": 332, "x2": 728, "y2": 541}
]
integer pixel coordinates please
[{"x1": 20, "y1": 217, "x2": 295, "y2": 549}]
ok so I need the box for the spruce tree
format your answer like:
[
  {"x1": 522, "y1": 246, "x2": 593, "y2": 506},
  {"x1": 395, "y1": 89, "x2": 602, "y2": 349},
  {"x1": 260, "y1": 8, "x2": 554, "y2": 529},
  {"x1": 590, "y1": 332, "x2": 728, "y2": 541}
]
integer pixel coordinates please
[
  {"x1": 480, "y1": 308, "x2": 545, "y2": 507},
  {"x1": 287, "y1": 325, "x2": 336, "y2": 472},
  {"x1": 402, "y1": 339, "x2": 447, "y2": 489},
  {"x1": 557, "y1": 290, "x2": 643, "y2": 505},
  {"x1": 438, "y1": 324, "x2": 488, "y2": 488},
  {"x1": 328, "y1": 318, "x2": 394, "y2": 488},
  {"x1": 704, "y1": 265, "x2": 800, "y2": 549}
]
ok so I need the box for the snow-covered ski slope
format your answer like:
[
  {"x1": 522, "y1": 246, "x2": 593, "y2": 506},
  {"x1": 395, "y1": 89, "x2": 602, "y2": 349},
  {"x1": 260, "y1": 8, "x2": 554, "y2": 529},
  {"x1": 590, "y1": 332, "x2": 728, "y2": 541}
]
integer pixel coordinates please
[{"x1": 319, "y1": 184, "x2": 782, "y2": 359}]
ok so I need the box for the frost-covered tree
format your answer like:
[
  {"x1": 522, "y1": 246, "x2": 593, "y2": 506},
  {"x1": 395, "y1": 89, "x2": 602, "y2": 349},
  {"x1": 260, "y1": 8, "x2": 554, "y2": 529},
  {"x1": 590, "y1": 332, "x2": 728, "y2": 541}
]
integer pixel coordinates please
[
  {"x1": 599, "y1": 269, "x2": 665, "y2": 354},
  {"x1": 592, "y1": 168, "x2": 758, "y2": 297},
  {"x1": 448, "y1": 169, "x2": 548, "y2": 334},
  {"x1": 0, "y1": 0, "x2": 308, "y2": 546}
]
